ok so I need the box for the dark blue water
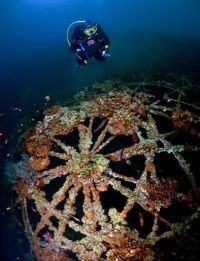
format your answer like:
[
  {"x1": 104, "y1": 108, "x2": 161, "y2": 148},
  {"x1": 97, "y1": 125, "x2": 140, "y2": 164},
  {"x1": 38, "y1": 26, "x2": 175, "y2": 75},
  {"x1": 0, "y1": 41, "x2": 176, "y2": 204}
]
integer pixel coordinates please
[{"x1": 1, "y1": 0, "x2": 200, "y2": 260}]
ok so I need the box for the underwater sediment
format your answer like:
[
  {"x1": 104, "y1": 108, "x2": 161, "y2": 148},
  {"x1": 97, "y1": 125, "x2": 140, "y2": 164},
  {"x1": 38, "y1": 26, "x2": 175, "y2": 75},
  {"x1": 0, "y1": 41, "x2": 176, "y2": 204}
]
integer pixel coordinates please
[{"x1": 13, "y1": 75, "x2": 200, "y2": 260}]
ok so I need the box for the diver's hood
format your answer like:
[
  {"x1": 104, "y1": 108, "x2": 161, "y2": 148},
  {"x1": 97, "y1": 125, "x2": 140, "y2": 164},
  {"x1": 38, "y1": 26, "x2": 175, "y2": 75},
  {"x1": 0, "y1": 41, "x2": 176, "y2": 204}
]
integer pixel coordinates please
[{"x1": 80, "y1": 20, "x2": 94, "y2": 30}]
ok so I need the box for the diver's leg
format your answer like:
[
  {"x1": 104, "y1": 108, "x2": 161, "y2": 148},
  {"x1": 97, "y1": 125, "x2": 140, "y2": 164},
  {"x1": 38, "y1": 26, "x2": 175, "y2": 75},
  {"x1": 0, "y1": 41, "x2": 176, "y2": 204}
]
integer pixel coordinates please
[
  {"x1": 76, "y1": 57, "x2": 85, "y2": 65},
  {"x1": 76, "y1": 55, "x2": 88, "y2": 65}
]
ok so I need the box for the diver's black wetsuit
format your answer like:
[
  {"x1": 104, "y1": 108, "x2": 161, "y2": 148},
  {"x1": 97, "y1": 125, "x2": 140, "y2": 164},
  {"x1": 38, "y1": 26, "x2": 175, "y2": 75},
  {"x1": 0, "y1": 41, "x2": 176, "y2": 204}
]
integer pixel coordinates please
[{"x1": 70, "y1": 23, "x2": 110, "y2": 65}]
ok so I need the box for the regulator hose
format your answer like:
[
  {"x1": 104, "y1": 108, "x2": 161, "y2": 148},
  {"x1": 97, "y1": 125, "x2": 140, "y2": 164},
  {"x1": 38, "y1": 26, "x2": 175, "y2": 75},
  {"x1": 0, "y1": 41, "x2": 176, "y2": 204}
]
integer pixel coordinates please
[{"x1": 66, "y1": 20, "x2": 86, "y2": 46}]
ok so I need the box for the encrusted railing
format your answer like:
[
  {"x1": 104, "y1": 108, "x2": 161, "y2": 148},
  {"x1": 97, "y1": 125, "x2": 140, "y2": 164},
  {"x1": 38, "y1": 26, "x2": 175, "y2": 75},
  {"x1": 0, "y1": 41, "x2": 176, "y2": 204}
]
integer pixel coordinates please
[{"x1": 13, "y1": 76, "x2": 200, "y2": 260}]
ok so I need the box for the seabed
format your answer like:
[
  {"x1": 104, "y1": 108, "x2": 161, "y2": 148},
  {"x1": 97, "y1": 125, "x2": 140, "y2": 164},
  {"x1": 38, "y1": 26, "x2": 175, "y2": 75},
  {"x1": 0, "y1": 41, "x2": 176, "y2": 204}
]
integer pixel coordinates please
[{"x1": 11, "y1": 74, "x2": 200, "y2": 261}]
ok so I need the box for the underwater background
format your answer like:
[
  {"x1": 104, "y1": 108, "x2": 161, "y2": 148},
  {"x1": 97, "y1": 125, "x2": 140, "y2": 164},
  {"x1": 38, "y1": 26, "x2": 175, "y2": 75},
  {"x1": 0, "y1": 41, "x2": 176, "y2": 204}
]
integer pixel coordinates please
[{"x1": 0, "y1": 0, "x2": 200, "y2": 260}]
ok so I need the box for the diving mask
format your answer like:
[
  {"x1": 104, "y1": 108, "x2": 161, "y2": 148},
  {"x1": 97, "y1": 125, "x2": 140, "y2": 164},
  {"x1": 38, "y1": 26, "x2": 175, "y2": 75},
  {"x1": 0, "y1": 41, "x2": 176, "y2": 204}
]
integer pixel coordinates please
[{"x1": 84, "y1": 25, "x2": 97, "y2": 36}]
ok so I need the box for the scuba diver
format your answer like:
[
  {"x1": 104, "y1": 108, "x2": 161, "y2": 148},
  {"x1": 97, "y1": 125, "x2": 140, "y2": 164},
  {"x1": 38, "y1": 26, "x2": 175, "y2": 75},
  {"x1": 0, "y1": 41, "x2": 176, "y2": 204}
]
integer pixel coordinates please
[{"x1": 67, "y1": 20, "x2": 110, "y2": 65}]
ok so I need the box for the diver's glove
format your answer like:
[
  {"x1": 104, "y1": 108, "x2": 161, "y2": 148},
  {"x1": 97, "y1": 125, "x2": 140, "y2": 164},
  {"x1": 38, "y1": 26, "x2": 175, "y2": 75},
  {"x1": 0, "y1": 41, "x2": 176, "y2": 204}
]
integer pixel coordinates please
[
  {"x1": 75, "y1": 48, "x2": 82, "y2": 54},
  {"x1": 102, "y1": 50, "x2": 110, "y2": 58},
  {"x1": 101, "y1": 45, "x2": 110, "y2": 58}
]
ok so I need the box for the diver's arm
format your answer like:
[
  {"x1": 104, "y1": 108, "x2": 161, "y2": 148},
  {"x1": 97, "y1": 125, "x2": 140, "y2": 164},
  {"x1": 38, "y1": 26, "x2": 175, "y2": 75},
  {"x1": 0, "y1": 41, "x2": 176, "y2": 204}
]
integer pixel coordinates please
[
  {"x1": 70, "y1": 26, "x2": 83, "y2": 52},
  {"x1": 70, "y1": 40, "x2": 79, "y2": 52},
  {"x1": 97, "y1": 25, "x2": 110, "y2": 46}
]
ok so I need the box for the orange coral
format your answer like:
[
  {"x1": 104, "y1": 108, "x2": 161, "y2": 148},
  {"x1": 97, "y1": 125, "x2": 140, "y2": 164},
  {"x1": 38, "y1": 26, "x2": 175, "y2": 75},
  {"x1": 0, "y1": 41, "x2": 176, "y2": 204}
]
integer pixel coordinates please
[
  {"x1": 43, "y1": 105, "x2": 60, "y2": 116},
  {"x1": 107, "y1": 243, "x2": 152, "y2": 261},
  {"x1": 140, "y1": 178, "x2": 177, "y2": 209},
  {"x1": 26, "y1": 139, "x2": 51, "y2": 158},
  {"x1": 13, "y1": 180, "x2": 30, "y2": 201},
  {"x1": 33, "y1": 245, "x2": 73, "y2": 261},
  {"x1": 145, "y1": 160, "x2": 156, "y2": 174},
  {"x1": 29, "y1": 156, "x2": 50, "y2": 171},
  {"x1": 172, "y1": 107, "x2": 193, "y2": 131}
]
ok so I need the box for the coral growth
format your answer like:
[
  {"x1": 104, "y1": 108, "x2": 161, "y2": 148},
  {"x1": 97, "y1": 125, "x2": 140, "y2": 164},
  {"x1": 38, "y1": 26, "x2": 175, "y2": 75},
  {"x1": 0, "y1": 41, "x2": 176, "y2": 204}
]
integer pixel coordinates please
[{"x1": 13, "y1": 75, "x2": 200, "y2": 260}]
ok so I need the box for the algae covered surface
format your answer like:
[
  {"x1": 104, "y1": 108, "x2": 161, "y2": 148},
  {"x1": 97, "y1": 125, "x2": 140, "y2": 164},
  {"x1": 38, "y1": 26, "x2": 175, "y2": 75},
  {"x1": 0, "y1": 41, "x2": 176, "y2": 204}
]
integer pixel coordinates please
[{"x1": 11, "y1": 74, "x2": 200, "y2": 260}]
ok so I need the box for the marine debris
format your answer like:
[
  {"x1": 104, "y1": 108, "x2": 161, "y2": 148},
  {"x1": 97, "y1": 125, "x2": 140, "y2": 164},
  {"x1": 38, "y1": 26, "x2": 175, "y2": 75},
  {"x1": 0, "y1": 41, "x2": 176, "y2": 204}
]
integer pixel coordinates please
[{"x1": 13, "y1": 75, "x2": 200, "y2": 260}]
